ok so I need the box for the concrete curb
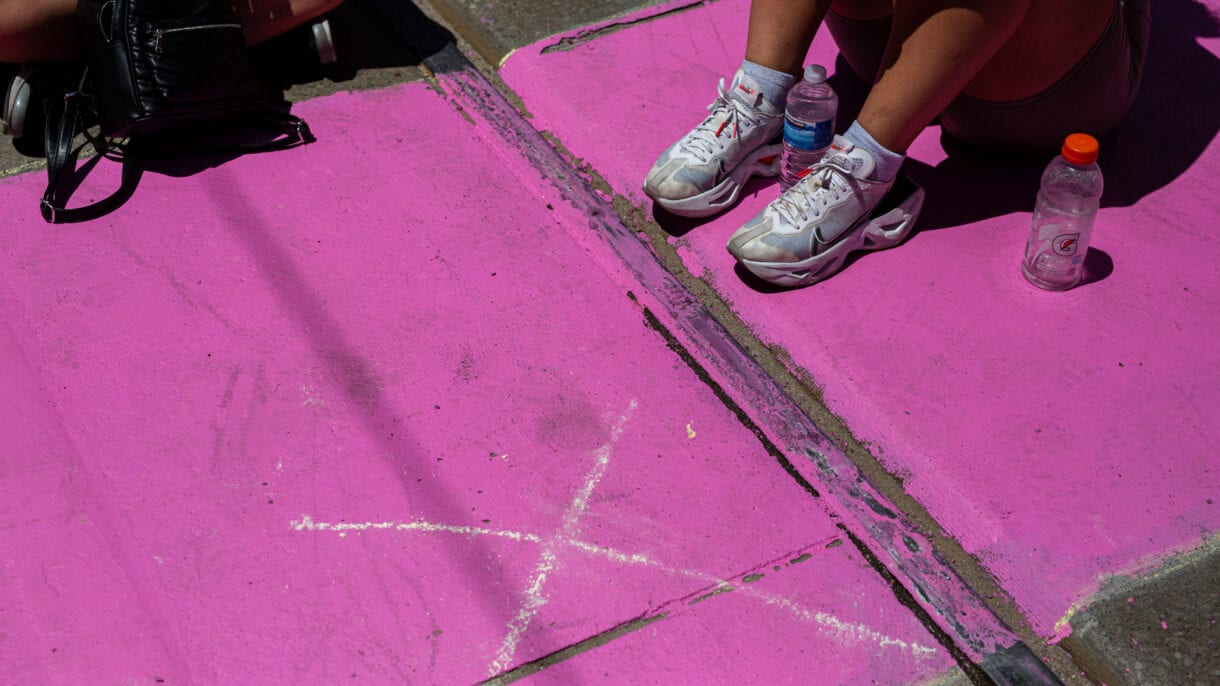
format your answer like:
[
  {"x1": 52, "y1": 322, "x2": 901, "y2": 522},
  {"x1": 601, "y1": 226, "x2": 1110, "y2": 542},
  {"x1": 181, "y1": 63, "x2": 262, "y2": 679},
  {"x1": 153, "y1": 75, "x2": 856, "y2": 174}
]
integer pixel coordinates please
[{"x1": 1061, "y1": 537, "x2": 1220, "y2": 685}]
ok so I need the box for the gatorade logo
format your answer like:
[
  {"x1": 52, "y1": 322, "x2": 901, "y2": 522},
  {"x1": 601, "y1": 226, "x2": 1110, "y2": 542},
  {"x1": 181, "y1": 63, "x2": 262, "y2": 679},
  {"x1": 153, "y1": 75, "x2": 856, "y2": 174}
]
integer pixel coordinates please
[{"x1": 1052, "y1": 233, "x2": 1081, "y2": 256}]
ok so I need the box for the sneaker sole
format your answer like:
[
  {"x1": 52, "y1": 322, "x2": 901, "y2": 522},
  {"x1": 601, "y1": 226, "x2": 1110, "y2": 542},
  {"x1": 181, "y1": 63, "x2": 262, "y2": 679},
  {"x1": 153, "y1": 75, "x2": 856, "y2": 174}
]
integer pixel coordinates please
[
  {"x1": 311, "y1": 19, "x2": 337, "y2": 65},
  {"x1": 651, "y1": 143, "x2": 782, "y2": 219},
  {"x1": 2, "y1": 72, "x2": 30, "y2": 138},
  {"x1": 734, "y1": 177, "x2": 925, "y2": 287}
]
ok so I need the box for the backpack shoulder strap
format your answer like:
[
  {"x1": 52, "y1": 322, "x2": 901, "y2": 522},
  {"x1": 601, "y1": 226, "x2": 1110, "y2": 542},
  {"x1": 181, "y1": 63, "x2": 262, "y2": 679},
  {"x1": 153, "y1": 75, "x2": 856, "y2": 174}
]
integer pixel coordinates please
[{"x1": 41, "y1": 79, "x2": 144, "y2": 224}]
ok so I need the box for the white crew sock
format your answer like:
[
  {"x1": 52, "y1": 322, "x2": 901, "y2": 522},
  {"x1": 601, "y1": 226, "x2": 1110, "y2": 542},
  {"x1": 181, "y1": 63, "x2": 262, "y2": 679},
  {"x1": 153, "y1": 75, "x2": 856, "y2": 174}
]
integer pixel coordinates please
[
  {"x1": 844, "y1": 120, "x2": 905, "y2": 182},
  {"x1": 740, "y1": 59, "x2": 796, "y2": 109}
]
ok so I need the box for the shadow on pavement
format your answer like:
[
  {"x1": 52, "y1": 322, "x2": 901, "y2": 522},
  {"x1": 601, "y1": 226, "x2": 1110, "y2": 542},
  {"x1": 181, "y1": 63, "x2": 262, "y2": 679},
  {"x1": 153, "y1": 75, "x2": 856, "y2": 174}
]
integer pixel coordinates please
[{"x1": 200, "y1": 165, "x2": 517, "y2": 645}]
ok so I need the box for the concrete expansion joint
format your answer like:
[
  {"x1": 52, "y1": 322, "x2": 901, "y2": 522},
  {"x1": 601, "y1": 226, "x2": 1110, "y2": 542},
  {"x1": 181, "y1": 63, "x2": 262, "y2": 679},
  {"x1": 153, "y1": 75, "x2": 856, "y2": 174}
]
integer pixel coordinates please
[
  {"x1": 481, "y1": 612, "x2": 669, "y2": 685},
  {"x1": 633, "y1": 298, "x2": 823, "y2": 501},
  {"x1": 481, "y1": 536, "x2": 942, "y2": 684}
]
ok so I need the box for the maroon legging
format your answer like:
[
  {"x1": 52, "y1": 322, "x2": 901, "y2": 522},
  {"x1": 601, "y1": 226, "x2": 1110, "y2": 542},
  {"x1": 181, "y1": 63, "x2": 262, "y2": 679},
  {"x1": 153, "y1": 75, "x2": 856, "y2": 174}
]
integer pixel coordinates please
[{"x1": 825, "y1": 0, "x2": 1151, "y2": 152}]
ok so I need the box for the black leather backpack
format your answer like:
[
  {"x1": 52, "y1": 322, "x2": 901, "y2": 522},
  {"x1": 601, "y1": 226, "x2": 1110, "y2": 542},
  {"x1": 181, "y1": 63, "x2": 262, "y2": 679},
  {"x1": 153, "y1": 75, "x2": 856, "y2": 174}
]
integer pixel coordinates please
[{"x1": 41, "y1": 0, "x2": 314, "y2": 223}]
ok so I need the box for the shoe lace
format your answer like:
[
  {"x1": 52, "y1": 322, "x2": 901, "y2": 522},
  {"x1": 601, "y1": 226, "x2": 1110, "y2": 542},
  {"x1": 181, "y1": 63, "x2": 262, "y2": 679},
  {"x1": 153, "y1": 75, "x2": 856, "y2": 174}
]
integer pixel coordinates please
[
  {"x1": 771, "y1": 153, "x2": 855, "y2": 228},
  {"x1": 679, "y1": 79, "x2": 766, "y2": 163}
]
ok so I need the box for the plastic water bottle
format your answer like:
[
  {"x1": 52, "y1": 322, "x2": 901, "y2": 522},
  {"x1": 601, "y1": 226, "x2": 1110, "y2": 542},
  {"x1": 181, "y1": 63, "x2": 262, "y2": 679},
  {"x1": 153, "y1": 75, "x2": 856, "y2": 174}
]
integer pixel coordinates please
[
  {"x1": 1022, "y1": 133, "x2": 1104, "y2": 290},
  {"x1": 780, "y1": 64, "x2": 838, "y2": 191}
]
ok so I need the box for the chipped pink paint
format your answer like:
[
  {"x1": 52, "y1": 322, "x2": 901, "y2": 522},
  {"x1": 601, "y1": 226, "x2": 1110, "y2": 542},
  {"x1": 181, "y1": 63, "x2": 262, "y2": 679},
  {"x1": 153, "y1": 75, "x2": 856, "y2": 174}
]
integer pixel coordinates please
[
  {"x1": 0, "y1": 82, "x2": 955, "y2": 682},
  {"x1": 1047, "y1": 623, "x2": 1073, "y2": 645},
  {"x1": 501, "y1": 0, "x2": 1220, "y2": 637}
]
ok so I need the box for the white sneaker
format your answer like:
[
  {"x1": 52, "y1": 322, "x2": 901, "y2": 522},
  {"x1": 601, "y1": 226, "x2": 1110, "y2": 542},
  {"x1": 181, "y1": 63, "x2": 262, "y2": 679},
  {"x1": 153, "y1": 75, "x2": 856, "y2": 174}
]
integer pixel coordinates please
[
  {"x1": 309, "y1": 18, "x2": 337, "y2": 65},
  {"x1": 643, "y1": 69, "x2": 784, "y2": 218},
  {"x1": 726, "y1": 135, "x2": 923, "y2": 287},
  {"x1": 2, "y1": 69, "x2": 31, "y2": 138}
]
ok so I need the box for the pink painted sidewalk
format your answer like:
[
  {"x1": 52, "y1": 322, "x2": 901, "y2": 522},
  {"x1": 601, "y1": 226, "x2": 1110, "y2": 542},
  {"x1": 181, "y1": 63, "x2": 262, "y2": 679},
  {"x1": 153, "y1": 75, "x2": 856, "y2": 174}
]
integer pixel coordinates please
[
  {"x1": 501, "y1": 0, "x2": 1220, "y2": 642},
  {"x1": 0, "y1": 83, "x2": 957, "y2": 681}
]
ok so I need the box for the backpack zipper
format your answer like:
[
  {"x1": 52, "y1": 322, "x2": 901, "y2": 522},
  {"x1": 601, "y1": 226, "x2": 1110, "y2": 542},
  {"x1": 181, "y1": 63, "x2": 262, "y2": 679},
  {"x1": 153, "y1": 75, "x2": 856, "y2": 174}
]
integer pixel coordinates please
[{"x1": 153, "y1": 23, "x2": 243, "y2": 54}]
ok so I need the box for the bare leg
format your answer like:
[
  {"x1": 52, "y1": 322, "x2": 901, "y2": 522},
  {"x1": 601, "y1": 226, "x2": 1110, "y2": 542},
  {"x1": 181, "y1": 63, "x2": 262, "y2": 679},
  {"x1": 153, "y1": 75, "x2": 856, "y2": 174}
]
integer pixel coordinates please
[
  {"x1": 0, "y1": 0, "x2": 343, "y2": 63},
  {"x1": 856, "y1": 0, "x2": 1030, "y2": 152},
  {"x1": 743, "y1": 0, "x2": 827, "y2": 77},
  {"x1": 857, "y1": 0, "x2": 1113, "y2": 153},
  {"x1": 744, "y1": 0, "x2": 890, "y2": 77},
  {"x1": 0, "y1": 0, "x2": 79, "y2": 62}
]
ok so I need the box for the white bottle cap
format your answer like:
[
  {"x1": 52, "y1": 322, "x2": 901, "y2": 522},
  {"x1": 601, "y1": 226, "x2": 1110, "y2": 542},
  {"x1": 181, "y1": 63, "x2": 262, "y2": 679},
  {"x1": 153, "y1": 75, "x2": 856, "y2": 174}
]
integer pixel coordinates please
[{"x1": 804, "y1": 64, "x2": 828, "y2": 83}]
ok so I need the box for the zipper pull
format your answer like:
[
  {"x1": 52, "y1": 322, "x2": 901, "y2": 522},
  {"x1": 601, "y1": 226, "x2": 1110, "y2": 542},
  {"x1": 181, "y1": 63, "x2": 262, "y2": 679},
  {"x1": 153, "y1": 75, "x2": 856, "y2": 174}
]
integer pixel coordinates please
[{"x1": 155, "y1": 30, "x2": 164, "y2": 54}]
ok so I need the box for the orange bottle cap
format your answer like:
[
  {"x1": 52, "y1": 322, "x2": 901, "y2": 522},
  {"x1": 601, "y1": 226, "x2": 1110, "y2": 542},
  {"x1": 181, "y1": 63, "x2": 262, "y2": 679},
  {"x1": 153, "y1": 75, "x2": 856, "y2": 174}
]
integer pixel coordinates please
[{"x1": 1062, "y1": 133, "x2": 1099, "y2": 166}]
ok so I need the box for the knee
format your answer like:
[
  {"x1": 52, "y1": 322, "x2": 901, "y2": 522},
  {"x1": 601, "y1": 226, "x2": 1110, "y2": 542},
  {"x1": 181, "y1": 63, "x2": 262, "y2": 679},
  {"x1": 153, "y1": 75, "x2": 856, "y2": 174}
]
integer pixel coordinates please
[{"x1": 0, "y1": 0, "x2": 82, "y2": 62}]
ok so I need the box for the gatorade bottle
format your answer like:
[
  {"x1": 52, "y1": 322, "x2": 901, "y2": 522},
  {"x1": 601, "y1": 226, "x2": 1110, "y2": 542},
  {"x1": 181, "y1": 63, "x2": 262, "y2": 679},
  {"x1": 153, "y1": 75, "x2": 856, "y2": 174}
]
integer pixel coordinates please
[
  {"x1": 1022, "y1": 133, "x2": 1103, "y2": 290},
  {"x1": 780, "y1": 65, "x2": 838, "y2": 191}
]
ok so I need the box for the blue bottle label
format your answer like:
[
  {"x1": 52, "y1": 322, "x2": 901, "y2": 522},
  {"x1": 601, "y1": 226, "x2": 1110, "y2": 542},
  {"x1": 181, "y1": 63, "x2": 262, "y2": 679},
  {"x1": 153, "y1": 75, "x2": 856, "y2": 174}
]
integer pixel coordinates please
[{"x1": 783, "y1": 116, "x2": 833, "y2": 151}]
